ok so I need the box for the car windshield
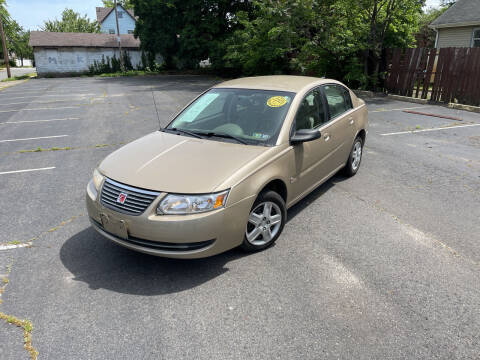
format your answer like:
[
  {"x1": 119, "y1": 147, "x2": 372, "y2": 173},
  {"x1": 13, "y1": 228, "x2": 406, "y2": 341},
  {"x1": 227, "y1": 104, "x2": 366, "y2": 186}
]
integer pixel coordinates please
[{"x1": 166, "y1": 88, "x2": 295, "y2": 146}]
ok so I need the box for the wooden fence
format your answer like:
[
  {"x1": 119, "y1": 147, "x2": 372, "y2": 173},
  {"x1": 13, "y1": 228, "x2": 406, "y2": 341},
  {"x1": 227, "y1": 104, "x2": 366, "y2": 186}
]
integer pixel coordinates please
[{"x1": 385, "y1": 47, "x2": 480, "y2": 106}]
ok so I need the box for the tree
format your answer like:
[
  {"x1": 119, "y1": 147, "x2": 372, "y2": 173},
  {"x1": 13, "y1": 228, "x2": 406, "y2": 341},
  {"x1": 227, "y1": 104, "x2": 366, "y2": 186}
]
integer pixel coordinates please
[
  {"x1": 1, "y1": 0, "x2": 33, "y2": 65},
  {"x1": 12, "y1": 30, "x2": 32, "y2": 66},
  {"x1": 416, "y1": 5, "x2": 448, "y2": 47},
  {"x1": 102, "y1": 0, "x2": 134, "y2": 9},
  {"x1": 42, "y1": 8, "x2": 100, "y2": 33},
  {"x1": 131, "y1": 0, "x2": 251, "y2": 69},
  {"x1": 223, "y1": 0, "x2": 423, "y2": 89},
  {"x1": 342, "y1": 0, "x2": 424, "y2": 89},
  {"x1": 440, "y1": 0, "x2": 455, "y2": 6},
  {"x1": 224, "y1": 0, "x2": 317, "y2": 76}
]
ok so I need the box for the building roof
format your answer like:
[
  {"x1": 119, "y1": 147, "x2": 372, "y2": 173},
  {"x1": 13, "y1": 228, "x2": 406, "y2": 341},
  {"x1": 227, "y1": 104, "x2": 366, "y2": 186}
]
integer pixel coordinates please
[
  {"x1": 29, "y1": 32, "x2": 141, "y2": 49},
  {"x1": 430, "y1": 0, "x2": 480, "y2": 28},
  {"x1": 96, "y1": 6, "x2": 136, "y2": 24}
]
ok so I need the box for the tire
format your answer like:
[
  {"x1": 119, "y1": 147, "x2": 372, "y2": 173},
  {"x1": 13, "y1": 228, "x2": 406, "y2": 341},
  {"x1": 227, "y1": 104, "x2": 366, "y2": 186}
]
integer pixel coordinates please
[
  {"x1": 343, "y1": 136, "x2": 363, "y2": 177},
  {"x1": 241, "y1": 190, "x2": 287, "y2": 252}
]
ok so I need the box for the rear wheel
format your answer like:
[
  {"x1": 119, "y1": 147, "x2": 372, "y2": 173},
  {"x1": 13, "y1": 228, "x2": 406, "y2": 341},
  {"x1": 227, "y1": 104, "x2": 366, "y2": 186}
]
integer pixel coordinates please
[
  {"x1": 343, "y1": 137, "x2": 363, "y2": 177},
  {"x1": 241, "y1": 191, "x2": 286, "y2": 252}
]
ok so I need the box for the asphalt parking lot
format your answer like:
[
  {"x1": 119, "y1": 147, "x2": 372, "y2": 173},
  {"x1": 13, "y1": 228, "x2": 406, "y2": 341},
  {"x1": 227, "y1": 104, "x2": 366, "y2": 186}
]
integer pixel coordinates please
[{"x1": 0, "y1": 75, "x2": 479, "y2": 359}]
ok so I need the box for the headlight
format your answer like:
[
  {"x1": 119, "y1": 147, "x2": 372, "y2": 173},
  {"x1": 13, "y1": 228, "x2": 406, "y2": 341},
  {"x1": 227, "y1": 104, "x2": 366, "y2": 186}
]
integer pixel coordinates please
[
  {"x1": 157, "y1": 190, "x2": 229, "y2": 215},
  {"x1": 92, "y1": 168, "x2": 104, "y2": 191}
]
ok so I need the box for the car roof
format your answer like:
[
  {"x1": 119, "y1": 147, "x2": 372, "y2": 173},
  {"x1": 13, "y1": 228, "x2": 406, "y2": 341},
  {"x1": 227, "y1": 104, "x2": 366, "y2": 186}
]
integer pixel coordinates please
[{"x1": 213, "y1": 75, "x2": 339, "y2": 93}]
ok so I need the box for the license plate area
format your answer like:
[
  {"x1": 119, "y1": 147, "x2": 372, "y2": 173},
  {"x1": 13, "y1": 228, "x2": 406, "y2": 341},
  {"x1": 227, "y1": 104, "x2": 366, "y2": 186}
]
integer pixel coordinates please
[{"x1": 100, "y1": 213, "x2": 128, "y2": 240}]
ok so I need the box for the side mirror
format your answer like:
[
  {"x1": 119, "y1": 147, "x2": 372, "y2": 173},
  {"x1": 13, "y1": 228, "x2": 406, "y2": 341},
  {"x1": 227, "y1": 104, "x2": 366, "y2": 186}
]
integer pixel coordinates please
[{"x1": 290, "y1": 128, "x2": 321, "y2": 145}]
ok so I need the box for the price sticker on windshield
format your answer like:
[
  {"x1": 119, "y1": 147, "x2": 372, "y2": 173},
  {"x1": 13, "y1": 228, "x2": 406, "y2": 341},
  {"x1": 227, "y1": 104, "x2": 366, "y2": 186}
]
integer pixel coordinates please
[{"x1": 267, "y1": 96, "x2": 288, "y2": 108}]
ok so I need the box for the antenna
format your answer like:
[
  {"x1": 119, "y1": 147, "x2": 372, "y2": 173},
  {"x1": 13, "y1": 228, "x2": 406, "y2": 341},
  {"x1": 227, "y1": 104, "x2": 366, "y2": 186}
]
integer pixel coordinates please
[{"x1": 151, "y1": 85, "x2": 162, "y2": 129}]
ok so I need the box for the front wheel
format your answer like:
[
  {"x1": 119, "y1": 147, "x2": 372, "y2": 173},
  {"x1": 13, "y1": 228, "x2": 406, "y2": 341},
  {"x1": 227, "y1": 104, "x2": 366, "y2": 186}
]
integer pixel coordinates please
[
  {"x1": 343, "y1": 136, "x2": 363, "y2": 177},
  {"x1": 241, "y1": 191, "x2": 286, "y2": 252}
]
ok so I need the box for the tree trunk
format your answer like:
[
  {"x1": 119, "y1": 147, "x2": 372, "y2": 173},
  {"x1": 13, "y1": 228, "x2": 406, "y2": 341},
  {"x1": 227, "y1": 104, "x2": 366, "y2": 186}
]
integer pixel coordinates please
[{"x1": 363, "y1": 49, "x2": 369, "y2": 88}]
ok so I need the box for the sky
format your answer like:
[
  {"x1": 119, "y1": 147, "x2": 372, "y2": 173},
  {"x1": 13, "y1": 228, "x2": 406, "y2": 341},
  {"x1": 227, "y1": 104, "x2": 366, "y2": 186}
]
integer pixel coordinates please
[
  {"x1": 8, "y1": 0, "x2": 444, "y2": 31},
  {"x1": 7, "y1": 0, "x2": 101, "y2": 30}
]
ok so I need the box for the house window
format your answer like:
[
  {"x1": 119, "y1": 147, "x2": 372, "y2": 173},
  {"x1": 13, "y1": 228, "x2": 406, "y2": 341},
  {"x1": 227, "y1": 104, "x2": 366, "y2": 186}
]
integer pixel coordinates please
[
  {"x1": 117, "y1": 11, "x2": 123, "y2": 18},
  {"x1": 109, "y1": 29, "x2": 115, "y2": 34},
  {"x1": 128, "y1": 30, "x2": 134, "y2": 34},
  {"x1": 473, "y1": 29, "x2": 480, "y2": 48}
]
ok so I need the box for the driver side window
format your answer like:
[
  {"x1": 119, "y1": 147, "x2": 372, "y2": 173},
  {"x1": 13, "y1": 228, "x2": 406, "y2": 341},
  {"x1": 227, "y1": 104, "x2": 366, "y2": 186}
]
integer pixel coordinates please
[{"x1": 295, "y1": 89, "x2": 326, "y2": 131}]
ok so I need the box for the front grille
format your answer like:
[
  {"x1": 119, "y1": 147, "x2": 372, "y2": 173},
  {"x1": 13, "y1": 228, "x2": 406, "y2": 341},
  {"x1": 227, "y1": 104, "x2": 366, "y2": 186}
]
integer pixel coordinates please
[{"x1": 100, "y1": 178, "x2": 160, "y2": 216}]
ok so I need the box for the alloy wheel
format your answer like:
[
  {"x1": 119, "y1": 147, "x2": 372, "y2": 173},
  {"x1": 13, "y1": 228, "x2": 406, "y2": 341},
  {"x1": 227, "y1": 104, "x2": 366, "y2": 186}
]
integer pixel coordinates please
[
  {"x1": 351, "y1": 140, "x2": 362, "y2": 171},
  {"x1": 245, "y1": 201, "x2": 282, "y2": 246}
]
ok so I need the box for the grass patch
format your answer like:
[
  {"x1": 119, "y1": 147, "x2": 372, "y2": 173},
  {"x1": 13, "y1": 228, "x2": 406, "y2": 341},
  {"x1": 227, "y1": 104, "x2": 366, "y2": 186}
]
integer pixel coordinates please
[
  {"x1": 18, "y1": 146, "x2": 72, "y2": 153},
  {"x1": 1, "y1": 73, "x2": 36, "y2": 82},
  {"x1": 0, "y1": 312, "x2": 38, "y2": 359},
  {"x1": 98, "y1": 70, "x2": 153, "y2": 78}
]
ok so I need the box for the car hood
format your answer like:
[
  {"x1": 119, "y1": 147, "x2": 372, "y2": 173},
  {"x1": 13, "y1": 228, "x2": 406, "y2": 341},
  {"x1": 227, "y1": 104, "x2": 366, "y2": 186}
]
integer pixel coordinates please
[{"x1": 99, "y1": 131, "x2": 269, "y2": 193}]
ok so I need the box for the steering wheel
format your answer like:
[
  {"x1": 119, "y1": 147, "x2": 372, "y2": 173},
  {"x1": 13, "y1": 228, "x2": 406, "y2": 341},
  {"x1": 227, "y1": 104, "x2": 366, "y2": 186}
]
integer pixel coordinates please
[{"x1": 212, "y1": 123, "x2": 244, "y2": 136}]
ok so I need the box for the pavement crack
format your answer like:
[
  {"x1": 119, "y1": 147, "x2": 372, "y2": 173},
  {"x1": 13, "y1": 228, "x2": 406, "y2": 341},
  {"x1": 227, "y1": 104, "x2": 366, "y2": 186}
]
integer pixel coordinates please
[
  {"x1": 0, "y1": 214, "x2": 84, "y2": 249},
  {"x1": 0, "y1": 263, "x2": 39, "y2": 359},
  {"x1": 0, "y1": 142, "x2": 130, "y2": 157}
]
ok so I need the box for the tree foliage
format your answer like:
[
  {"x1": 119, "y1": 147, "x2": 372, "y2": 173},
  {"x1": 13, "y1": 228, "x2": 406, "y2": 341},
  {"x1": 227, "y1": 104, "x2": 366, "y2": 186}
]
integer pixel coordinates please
[
  {"x1": 223, "y1": 0, "x2": 423, "y2": 89},
  {"x1": 131, "y1": 0, "x2": 251, "y2": 69},
  {"x1": 102, "y1": 0, "x2": 134, "y2": 9},
  {"x1": 0, "y1": 0, "x2": 33, "y2": 62},
  {"x1": 42, "y1": 8, "x2": 100, "y2": 33},
  {"x1": 416, "y1": 5, "x2": 448, "y2": 47},
  {"x1": 132, "y1": 0, "x2": 429, "y2": 90}
]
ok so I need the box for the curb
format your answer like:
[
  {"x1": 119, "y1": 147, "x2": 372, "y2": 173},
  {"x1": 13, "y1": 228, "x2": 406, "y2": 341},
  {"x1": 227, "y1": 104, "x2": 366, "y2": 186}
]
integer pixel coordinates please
[
  {"x1": 448, "y1": 103, "x2": 480, "y2": 114},
  {"x1": 353, "y1": 90, "x2": 385, "y2": 98},
  {"x1": 387, "y1": 94, "x2": 429, "y2": 105}
]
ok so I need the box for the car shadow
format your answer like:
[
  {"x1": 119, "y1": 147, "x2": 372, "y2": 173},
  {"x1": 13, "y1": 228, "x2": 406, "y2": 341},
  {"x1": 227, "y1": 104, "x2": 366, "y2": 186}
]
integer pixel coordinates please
[
  {"x1": 59, "y1": 227, "x2": 245, "y2": 296},
  {"x1": 60, "y1": 174, "x2": 345, "y2": 296}
]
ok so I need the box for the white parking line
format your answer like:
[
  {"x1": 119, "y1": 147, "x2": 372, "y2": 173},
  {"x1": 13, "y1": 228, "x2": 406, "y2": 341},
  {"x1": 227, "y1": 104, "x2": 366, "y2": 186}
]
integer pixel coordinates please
[
  {"x1": 0, "y1": 106, "x2": 79, "y2": 113},
  {"x1": 1, "y1": 117, "x2": 80, "y2": 125},
  {"x1": 0, "y1": 242, "x2": 32, "y2": 251},
  {"x1": 0, "y1": 135, "x2": 68, "y2": 143},
  {"x1": 370, "y1": 106, "x2": 431, "y2": 113},
  {"x1": 0, "y1": 167, "x2": 55, "y2": 175},
  {"x1": 380, "y1": 123, "x2": 480, "y2": 136}
]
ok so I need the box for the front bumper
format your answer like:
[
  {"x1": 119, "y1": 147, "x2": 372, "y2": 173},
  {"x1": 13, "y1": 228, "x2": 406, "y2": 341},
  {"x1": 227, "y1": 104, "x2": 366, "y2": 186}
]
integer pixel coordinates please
[{"x1": 86, "y1": 179, "x2": 254, "y2": 258}]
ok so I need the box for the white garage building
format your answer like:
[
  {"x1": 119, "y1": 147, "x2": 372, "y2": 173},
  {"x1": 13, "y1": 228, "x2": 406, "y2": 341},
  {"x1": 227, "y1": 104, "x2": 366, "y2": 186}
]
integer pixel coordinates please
[{"x1": 29, "y1": 31, "x2": 142, "y2": 76}]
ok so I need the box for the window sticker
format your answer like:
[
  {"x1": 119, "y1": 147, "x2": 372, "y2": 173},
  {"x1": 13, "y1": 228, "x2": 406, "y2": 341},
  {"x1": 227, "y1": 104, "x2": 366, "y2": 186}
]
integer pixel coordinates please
[
  {"x1": 179, "y1": 93, "x2": 220, "y2": 122},
  {"x1": 267, "y1": 96, "x2": 288, "y2": 108},
  {"x1": 252, "y1": 133, "x2": 270, "y2": 139}
]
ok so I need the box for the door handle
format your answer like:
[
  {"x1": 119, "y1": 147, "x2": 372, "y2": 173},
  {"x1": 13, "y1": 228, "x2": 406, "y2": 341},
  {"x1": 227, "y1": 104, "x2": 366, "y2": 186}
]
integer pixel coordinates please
[
  {"x1": 324, "y1": 133, "x2": 330, "y2": 142},
  {"x1": 349, "y1": 118, "x2": 354, "y2": 125}
]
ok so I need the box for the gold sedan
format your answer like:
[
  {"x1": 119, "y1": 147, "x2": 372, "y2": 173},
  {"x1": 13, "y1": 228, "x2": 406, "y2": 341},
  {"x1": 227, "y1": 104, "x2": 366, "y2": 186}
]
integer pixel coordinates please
[{"x1": 86, "y1": 76, "x2": 368, "y2": 258}]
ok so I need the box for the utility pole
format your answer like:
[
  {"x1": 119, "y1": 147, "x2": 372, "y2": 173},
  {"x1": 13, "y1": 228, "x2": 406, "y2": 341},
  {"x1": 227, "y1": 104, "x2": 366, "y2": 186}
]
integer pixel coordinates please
[
  {"x1": 113, "y1": 0, "x2": 124, "y2": 72},
  {"x1": 0, "y1": 12, "x2": 11, "y2": 78}
]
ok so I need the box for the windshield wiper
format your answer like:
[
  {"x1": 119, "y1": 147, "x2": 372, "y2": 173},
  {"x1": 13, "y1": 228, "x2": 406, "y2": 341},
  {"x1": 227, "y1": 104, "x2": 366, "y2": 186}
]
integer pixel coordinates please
[
  {"x1": 203, "y1": 132, "x2": 248, "y2": 145},
  {"x1": 165, "y1": 127, "x2": 203, "y2": 139}
]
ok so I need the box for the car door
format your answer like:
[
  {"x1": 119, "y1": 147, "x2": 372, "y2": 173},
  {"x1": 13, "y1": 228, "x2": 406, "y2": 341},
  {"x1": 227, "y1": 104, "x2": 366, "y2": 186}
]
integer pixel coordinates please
[
  {"x1": 290, "y1": 88, "x2": 335, "y2": 202},
  {"x1": 319, "y1": 84, "x2": 356, "y2": 168}
]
